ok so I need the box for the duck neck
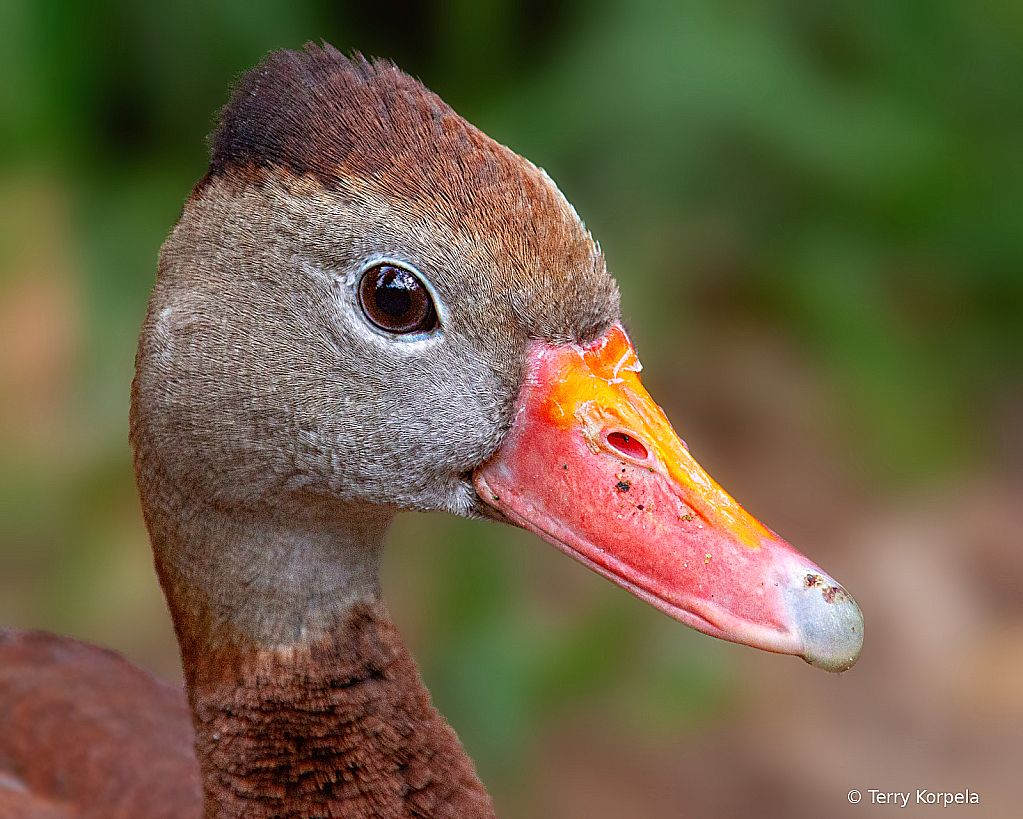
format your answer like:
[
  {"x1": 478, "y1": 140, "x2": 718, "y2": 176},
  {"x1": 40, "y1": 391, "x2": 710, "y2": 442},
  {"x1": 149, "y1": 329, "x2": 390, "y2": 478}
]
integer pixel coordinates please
[{"x1": 145, "y1": 497, "x2": 495, "y2": 819}]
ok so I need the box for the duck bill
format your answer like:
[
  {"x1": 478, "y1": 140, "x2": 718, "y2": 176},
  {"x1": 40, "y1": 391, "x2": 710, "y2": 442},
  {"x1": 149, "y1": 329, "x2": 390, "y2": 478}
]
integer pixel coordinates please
[{"x1": 475, "y1": 323, "x2": 862, "y2": 672}]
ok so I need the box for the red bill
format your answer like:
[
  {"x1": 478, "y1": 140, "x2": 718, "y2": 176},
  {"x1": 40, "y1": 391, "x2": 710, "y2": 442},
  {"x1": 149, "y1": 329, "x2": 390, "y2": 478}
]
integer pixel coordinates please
[{"x1": 475, "y1": 324, "x2": 862, "y2": 672}]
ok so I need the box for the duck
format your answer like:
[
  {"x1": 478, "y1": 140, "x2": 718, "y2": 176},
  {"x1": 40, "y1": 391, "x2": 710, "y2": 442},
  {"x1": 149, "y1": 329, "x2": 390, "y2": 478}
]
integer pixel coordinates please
[{"x1": 0, "y1": 43, "x2": 862, "y2": 819}]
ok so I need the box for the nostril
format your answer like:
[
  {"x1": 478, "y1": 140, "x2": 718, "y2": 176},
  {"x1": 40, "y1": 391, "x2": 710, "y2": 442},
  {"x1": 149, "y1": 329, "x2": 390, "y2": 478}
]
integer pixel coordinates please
[{"x1": 606, "y1": 431, "x2": 649, "y2": 461}]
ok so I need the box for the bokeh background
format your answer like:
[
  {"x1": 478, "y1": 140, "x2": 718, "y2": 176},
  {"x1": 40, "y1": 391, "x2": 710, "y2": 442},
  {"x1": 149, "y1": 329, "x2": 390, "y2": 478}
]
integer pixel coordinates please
[{"x1": 2, "y1": 0, "x2": 1021, "y2": 816}]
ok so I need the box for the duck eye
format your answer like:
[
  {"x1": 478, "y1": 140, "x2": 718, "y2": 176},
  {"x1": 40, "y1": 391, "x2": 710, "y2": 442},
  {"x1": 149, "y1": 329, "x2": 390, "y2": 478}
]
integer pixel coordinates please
[{"x1": 358, "y1": 264, "x2": 438, "y2": 334}]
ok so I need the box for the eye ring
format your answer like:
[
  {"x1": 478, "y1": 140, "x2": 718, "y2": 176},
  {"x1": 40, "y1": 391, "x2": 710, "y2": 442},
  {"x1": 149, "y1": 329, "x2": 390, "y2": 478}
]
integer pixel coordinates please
[{"x1": 357, "y1": 263, "x2": 438, "y2": 335}]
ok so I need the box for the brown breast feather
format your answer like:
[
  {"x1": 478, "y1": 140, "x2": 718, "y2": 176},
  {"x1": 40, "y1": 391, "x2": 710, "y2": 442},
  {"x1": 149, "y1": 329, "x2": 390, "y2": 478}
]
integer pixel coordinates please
[{"x1": 187, "y1": 604, "x2": 495, "y2": 819}]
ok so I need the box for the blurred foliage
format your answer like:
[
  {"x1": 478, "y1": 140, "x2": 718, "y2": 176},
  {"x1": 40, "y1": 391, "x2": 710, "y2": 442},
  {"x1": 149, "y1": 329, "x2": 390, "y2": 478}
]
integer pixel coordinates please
[{"x1": 1, "y1": 0, "x2": 1021, "y2": 813}]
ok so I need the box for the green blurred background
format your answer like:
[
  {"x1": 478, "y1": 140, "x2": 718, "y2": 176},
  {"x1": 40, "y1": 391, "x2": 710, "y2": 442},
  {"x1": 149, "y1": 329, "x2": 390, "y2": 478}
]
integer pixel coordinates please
[{"x1": 1, "y1": 1, "x2": 1021, "y2": 816}]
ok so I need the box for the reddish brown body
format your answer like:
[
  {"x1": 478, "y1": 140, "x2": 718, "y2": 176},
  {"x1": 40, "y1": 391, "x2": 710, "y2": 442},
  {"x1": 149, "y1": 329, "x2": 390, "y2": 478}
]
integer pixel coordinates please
[
  {"x1": 0, "y1": 610, "x2": 493, "y2": 819},
  {"x1": 0, "y1": 630, "x2": 201, "y2": 819}
]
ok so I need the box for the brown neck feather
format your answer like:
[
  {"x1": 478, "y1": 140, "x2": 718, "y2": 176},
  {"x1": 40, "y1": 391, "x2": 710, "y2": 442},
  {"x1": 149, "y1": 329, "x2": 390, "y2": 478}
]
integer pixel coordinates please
[{"x1": 186, "y1": 601, "x2": 494, "y2": 819}]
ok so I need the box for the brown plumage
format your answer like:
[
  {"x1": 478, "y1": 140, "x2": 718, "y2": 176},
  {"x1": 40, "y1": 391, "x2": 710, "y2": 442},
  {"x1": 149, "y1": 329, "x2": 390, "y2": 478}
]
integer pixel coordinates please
[
  {"x1": 189, "y1": 604, "x2": 492, "y2": 818},
  {"x1": 0, "y1": 42, "x2": 862, "y2": 819},
  {"x1": 204, "y1": 47, "x2": 618, "y2": 348},
  {"x1": 0, "y1": 630, "x2": 200, "y2": 819}
]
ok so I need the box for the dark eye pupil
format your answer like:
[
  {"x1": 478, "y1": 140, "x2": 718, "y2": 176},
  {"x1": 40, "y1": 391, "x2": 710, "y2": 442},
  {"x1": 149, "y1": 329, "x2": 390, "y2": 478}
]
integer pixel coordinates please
[
  {"x1": 358, "y1": 264, "x2": 438, "y2": 334},
  {"x1": 376, "y1": 280, "x2": 412, "y2": 317}
]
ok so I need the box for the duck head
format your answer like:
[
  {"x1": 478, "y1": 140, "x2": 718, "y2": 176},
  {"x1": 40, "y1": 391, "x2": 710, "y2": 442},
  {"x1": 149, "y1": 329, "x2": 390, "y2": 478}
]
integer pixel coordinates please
[{"x1": 131, "y1": 45, "x2": 861, "y2": 673}]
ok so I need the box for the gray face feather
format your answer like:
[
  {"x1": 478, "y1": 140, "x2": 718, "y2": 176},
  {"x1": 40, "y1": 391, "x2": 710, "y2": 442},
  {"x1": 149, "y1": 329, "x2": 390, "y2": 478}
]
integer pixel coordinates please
[{"x1": 137, "y1": 174, "x2": 506, "y2": 519}]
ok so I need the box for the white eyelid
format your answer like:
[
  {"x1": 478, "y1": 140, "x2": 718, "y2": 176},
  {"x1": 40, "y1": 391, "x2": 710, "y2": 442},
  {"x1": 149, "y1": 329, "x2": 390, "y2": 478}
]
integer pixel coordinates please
[{"x1": 353, "y1": 256, "x2": 448, "y2": 346}]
